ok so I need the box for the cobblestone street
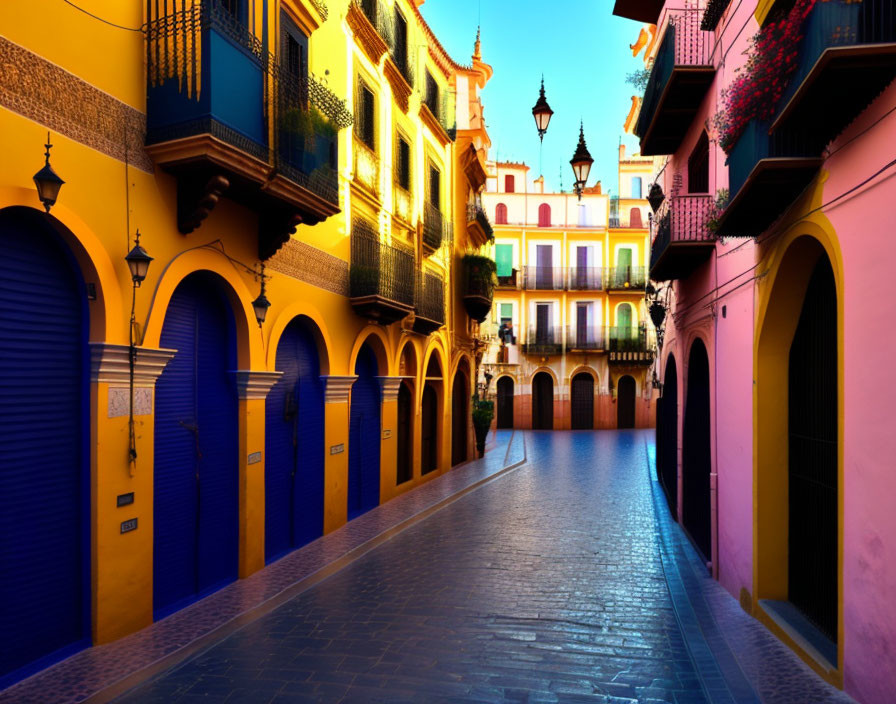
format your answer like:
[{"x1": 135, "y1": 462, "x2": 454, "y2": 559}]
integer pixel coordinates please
[{"x1": 106, "y1": 431, "x2": 850, "y2": 703}]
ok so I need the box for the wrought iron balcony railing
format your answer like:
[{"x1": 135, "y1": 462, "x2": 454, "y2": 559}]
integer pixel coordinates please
[
  {"x1": 567, "y1": 267, "x2": 604, "y2": 291},
  {"x1": 414, "y1": 271, "x2": 445, "y2": 333},
  {"x1": 649, "y1": 194, "x2": 715, "y2": 281},
  {"x1": 566, "y1": 325, "x2": 606, "y2": 351},
  {"x1": 355, "y1": 0, "x2": 394, "y2": 48},
  {"x1": 606, "y1": 266, "x2": 647, "y2": 290},
  {"x1": 350, "y1": 218, "x2": 415, "y2": 323},
  {"x1": 466, "y1": 203, "x2": 494, "y2": 242},
  {"x1": 522, "y1": 326, "x2": 563, "y2": 356},
  {"x1": 523, "y1": 266, "x2": 565, "y2": 291},
  {"x1": 635, "y1": 9, "x2": 714, "y2": 155},
  {"x1": 607, "y1": 325, "x2": 655, "y2": 365},
  {"x1": 423, "y1": 201, "x2": 448, "y2": 251}
]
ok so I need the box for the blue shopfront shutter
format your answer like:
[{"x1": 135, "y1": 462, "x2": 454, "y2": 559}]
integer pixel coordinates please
[{"x1": 348, "y1": 345, "x2": 381, "y2": 519}]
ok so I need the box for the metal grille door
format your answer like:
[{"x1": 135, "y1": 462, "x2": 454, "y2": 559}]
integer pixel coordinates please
[{"x1": 788, "y1": 257, "x2": 837, "y2": 641}]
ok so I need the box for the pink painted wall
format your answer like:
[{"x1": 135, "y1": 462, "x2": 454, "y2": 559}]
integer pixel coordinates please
[{"x1": 822, "y1": 81, "x2": 896, "y2": 704}]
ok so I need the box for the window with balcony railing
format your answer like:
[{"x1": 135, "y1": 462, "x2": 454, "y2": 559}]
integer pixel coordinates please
[{"x1": 350, "y1": 218, "x2": 415, "y2": 306}]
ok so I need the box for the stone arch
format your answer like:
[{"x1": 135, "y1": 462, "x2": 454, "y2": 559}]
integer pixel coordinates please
[
  {"x1": 397, "y1": 337, "x2": 419, "y2": 380},
  {"x1": 422, "y1": 338, "x2": 448, "y2": 379},
  {"x1": 266, "y1": 302, "x2": 333, "y2": 375},
  {"x1": 527, "y1": 365, "x2": 559, "y2": 386},
  {"x1": 567, "y1": 365, "x2": 599, "y2": 386},
  {"x1": 348, "y1": 326, "x2": 391, "y2": 377}
]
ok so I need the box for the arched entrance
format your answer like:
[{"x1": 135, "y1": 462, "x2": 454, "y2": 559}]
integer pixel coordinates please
[
  {"x1": 396, "y1": 382, "x2": 413, "y2": 484},
  {"x1": 0, "y1": 208, "x2": 90, "y2": 684},
  {"x1": 682, "y1": 339, "x2": 711, "y2": 561},
  {"x1": 496, "y1": 376, "x2": 514, "y2": 428},
  {"x1": 532, "y1": 372, "x2": 553, "y2": 429},
  {"x1": 788, "y1": 256, "x2": 837, "y2": 641},
  {"x1": 658, "y1": 356, "x2": 679, "y2": 519},
  {"x1": 570, "y1": 372, "x2": 594, "y2": 429},
  {"x1": 421, "y1": 384, "x2": 439, "y2": 473},
  {"x1": 154, "y1": 272, "x2": 239, "y2": 619},
  {"x1": 451, "y1": 369, "x2": 468, "y2": 466},
  {"x1": 617, "y1": 375, "x2": 636, "y2": 428},
  {"x1": 349, "y1": 343, "x2": 381, "y2": 519},
  {"x1": 265, "y1": 318, "x2": 325, "y2": 562}
]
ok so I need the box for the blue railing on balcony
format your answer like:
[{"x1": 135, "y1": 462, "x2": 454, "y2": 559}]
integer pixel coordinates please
[
  {"x1": 776, "y1": 0, "x2": 896, "y2": 120},
  {"x1": 146, "y1": 2, "x2": 267, "y2": 158}
]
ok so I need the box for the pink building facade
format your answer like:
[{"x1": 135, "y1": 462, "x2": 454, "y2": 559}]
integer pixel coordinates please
[{"x1": 614, "y1": 0, "x2": 896, "y2": 699}]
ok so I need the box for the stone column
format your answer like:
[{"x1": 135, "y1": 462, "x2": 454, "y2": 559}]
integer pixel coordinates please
[
  {"x1": 88, "y1": 342, "x2": 176, "y2": 644},
  {"x1": 231, "y1": 370, "x2": 283, "y2": 578},
  {"x1": 321, "y1": 376, "x2": 356, "y2": 533}
]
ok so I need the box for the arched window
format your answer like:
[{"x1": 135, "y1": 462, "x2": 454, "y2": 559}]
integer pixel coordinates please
[
  {"x1": 629, "y1": 207, "x2": 642, "y2": 228},
  {"x1": 495, "y1": 203, "x2": 508, "y2": 224},
  {"x1": 504, "y1": 174, "x2": 515, "y2": 193},
  {"x1": 631, "y1": 176, "x2": 642, "y2": 199},
  {"x1": 538, "y1": 203, "x2": 551, "y2": 227}
]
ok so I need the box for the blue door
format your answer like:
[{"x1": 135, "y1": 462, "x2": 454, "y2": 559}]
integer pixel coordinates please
[
  {"x1": 0, "y1": 209, "x2": 89, "y2": 686},
  {"x1": 348, "y1": 345, "x2": 380, "y2": 519},
  {"x1": 154, "y1": 273, "x2": 238, "y2": 619},
  {"x1": 265, "y1": 319, "x2": 325, "y2": 561}
]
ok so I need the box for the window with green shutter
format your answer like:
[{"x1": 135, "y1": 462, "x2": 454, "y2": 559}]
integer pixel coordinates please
[{"x1": 495, "y1": 244, "x2": 513, "y2": 277}]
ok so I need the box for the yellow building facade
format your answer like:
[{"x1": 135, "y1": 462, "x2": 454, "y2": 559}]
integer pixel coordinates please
[
  {"x1": 479, "y1": 147, "x2": 656, "y2": 431},
  {"x1": 0, "y1": 0, "x2": 492, "y2": 685}
]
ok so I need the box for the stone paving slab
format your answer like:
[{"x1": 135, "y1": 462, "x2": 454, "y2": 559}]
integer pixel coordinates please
[{"x1": 0, "y1": 431, "x2": 525, "y2": 704}]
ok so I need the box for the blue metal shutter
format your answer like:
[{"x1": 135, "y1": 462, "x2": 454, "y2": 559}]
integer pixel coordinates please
[
  {"x1": 348, "y1": 345, "x2": 380, "y2": 519},
  {"x1": 265, "y1": 320, "x2": 324, "y2": 562},
  {"x1": 0, "y1": 210, "x2": 89, "y2": 686},
  {"x1": 154, "y1": 274, "x2": 238, "y2": 618}
]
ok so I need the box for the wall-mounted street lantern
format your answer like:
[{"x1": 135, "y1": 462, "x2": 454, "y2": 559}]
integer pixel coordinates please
[
  {"x1": 252, "y1": 263, "x2": 272, "y2": 327},
  {"x1": 570, "y1": 122, "x2": 593, "y2": 201},
  {"x1": 33, "y1": 132, "x2": 64, "y2": 213},
  {"x1": 126, "y1": 231, "x2": 152, "y2": 469},
  {"x1": 125, "y1": 230, "x2": 153, "y2": 287},
  {"x1": 531, "y1": 77, "x2": 553, "y2": 142}
]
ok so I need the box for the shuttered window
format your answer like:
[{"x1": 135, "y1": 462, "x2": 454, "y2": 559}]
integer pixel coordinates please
[
  {"x1": 355, "y1": 82, "x2": 376, "y2": 150},
  {"x1": 429, "y1": 164, "x2": 440, "y2": 209},
  {"x1": 396, "y1": 135, "x2": 411, "y2": 191}
]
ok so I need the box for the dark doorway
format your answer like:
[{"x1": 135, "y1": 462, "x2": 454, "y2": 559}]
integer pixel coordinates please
[
  {"x1": 616, "y1": 375, "x2": 636, "y2": 429},
  {"x1": 497, "y1": 376, "x2": 514, "y2": 428},
  {"x1": 421, "y1": 383, "x2": 438, "y2": 474},
  {"x1": 788, "y1": 256, "x2": 837, "y2": 642},
  {"x1": 532, "y1": 372, "x2": 553, "y2": 429},
  {"x1": 535, "y1": 245, "x2": 553, "y2": 288},
  {"x1": 570, "y1": 373, "x2": 594, "y2": 430},
  {"x1": 658, "y1": 356, "x2": 679, "y2": 519},
  {"x1": 452, "y1": 372, "x2": 468, "y2": 466},
  {"x1": 688, "y1": 131, "x2": 710, "y2": 194},
  {"x1": 348, "y1": 344, "x2": 381, "y2": 519},
  {"x1": 396, "y1": 382, "x2": 413, "y2": 484},
  {"x1": 682, "y1": 339, "x2": 711, "y2": 561}
]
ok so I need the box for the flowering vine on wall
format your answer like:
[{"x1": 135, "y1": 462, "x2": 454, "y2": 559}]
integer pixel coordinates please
[{"x1": 711, "y1": 0, "x2": 819, "y2": 154}]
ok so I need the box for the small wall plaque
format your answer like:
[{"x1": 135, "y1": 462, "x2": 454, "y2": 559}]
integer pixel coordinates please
[
  {"x1": 330, "y1": 443, "x2": 345, "y2": 455},
  {"x1": 383, "y1": 429, "x2": 392, "y2": 439},
  {"x1": 117, "y1": 492, "x2": 134, "y2": 507},
  {"x1": 248, "y1": 451, "x2": 262, "y2": 465},
  {"x1": 120, "y1": 518, "x2": 138, "y2": 534}
]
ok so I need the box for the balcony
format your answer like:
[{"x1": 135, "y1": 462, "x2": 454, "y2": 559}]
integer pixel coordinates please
[
  {"x1": 497, "y1": 270, "x2": 520, "y2": 289},
  {"x1": 145, "y1": 2, "x2": 351, "y2": 259},
  {"x1": 635, "y1": 10, "x2": 714, "y2": 156},
  {"x1": 462, "y1": 255, "x2": 495, "y2": 323},
  {"x1": 606, "y1": 267, "x2": 647, "y2": 291},
  {"x1": 608, "y1": 326, "x2": 655, "y2": 366},
  {"x1": 466, "y1": 204, "x2": 494, "y2": 244},
  {"x1": 715, "y1": 120, "x2": 823, "y2": 237},
  {"x1": 612, "y1": 0, "x2": 664, "y2": 23},
  {"x1": 524, "y1": 266, "x2": 565, "y2": 291},
  {"x1": 522, "y1": 327, "x2": 563, "y2": 356},
  {"x1": 413, "y1": 272, "x2": 445, "y2": 335},
  {"x1": 770, "y1": 0, "x2": 896, "y2": 150},
  {"x1": 423, "y1": 202, "x2": 449, "y2": 253},
  {"x1": 346, "y1": 0, "x2": 392, "y2": 65},
  {"x1": 566, "y1": 326, "x2": 606, "y2": 352},
  {"x1": 567, "y1": 267, "x2": 604, "y2": 291},
  {"x1": 649, "y1": 195, "x2": 715, "y2": 281},
  {"x1": 349, "y1": 218, "x2": 415, "y2": 324},
  {"x1": 353, "y1": 139, "x2": 379, "y2": 199}
]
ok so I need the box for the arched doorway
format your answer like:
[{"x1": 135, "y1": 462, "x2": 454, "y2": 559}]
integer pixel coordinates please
[
  {"x1": 532, "y1": 372, "x2": 553, "y2": 429},
  {"x1": 682, "y1": 339, "x2": 711, "y2": 561},
  {"x1": 154, "y1": 272, "x2": 239, "y2": 619},
  {"x1": 265, "y1": 318, "x2": 325, "y2": 562},
  {"x1": 570, "y1": 372, "x2": 594, "y2": 429},
  {"x1": 788, "y1": 256, "x2": 837, "y2": 641},
  {"x1": 421, "y1": 384, "x2": 439, "y2": 473},
  {"x1": 617, "y1": 375, "x2": 636, "y2": 428},
  {"x1": 496, "y1": 376, "x2": 514, "y2": 428},
  {"x1": 451, "y1": 370, "x2": 468, "y2": 466},
  {"x1": 396, "y1": 382, "x2": 413, "y2": 484},
  {"x1": 658, "y1": 356, "x2": 679, "y2": 519},
  {"x1": 349, "y1": 343, "x2": 381, "y2": 519},
  {"x1": 0, "y1": 208, "x2": 90, "y2": 684}
]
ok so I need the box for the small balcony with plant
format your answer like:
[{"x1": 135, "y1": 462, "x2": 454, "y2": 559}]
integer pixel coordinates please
[
  {"x1": 522, "y1": 326, "x2": 562, "y2": 356},
  {"x1": 607, "y1": 325, "x2": 655, "y2": 365},
  {"x1": 635, "y1": 9, "x2": 714, "y2": 156},
  {"x1": 461, "y1": 254, "x2": 496, "y2": 324},
  {"x1": 349, "y1": 218, "x2": 415, "y2": 324},
  {"x1": 466, "y1": 203, "x2": 494, "y2": 245},
  {"x1": 649, "y1": 194, "x2": 716, "y2": 281},
  {"x1": 413, "y1": 271, "x2": 446, "y2": 335},
  {"x1": 606, "y1": 266, "x2": 647, "y2": 291}
]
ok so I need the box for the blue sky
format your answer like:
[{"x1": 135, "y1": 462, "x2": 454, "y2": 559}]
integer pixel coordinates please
[{"x1": 419, "y1": 0, "x2": 644, "y2": 196}]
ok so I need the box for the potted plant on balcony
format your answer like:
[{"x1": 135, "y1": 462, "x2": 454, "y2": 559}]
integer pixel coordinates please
[
  {"x1": 281, "y1": 107, "x2": 338, "y2": 172},
  {"x1": 705, "y1": 188, "x2": 729, "y2": 233},
  {"x1": 462, "y1": 253, "x2": 496, "y2": 323}
]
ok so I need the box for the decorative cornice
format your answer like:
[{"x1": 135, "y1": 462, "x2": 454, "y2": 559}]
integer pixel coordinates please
[
  {"x1": 266, "y1": 238, "x2": 350, "y2": 296},
  {"x1": 383, "y1": 58, "x2": 412, "y2": 114},
  {"x1": 418, "y1": 104, "x2": 451, "y2": 147},
  {"x1": 231, "y1": 370, "x2": 284, "y2": 400},
  {"x1": 376, "y1": 376, "x2": 409, "y2": 402},
  {"x1": 0, "y1": 35, "x2": 153, "y2": 172},
  {"x1": 90, "y1": 343, "x2": 177, "y2": 387},
  {"x1": 323, "y1": 375, "x2": 357, "y2": 403},
  {"x1": 346, "y1": 3, "x2": 388, "y2": 65}
]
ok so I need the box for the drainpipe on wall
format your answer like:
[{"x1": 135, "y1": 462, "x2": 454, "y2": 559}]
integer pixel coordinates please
[{"x1": 711, "y1": 248, "x2": 720, "y2": 580}]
